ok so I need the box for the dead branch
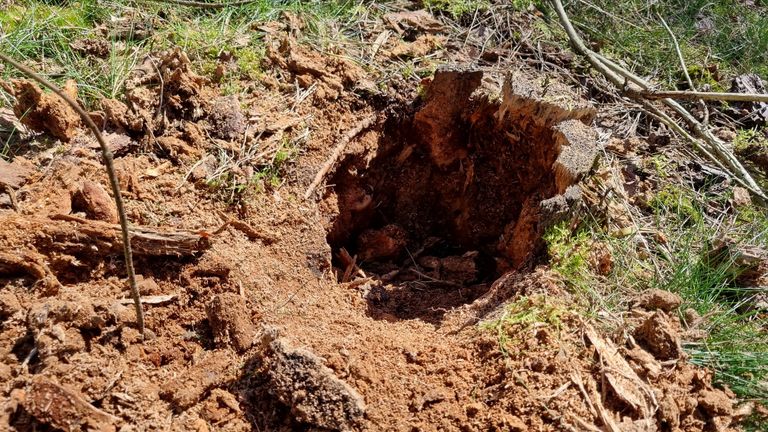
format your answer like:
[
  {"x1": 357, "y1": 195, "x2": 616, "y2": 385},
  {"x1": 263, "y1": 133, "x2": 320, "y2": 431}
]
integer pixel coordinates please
[
  {"x1": 138, "y1": 0, "x2": 260, "y2": 8},
  {"x1": 0, "y1": 53, "x2": 147, "y2": 336},
  {"x1": 640, "y1": 90, "x2": 768, "y2": 103},
  {"x1": 304, "y1": 114, "x2": 378, "y2": 200},
  {"x1": 51, "y1": 214, "x2": 212, "y2": 255},
  {"x1": 548, "y1": 0, "x2": 767, "y2": 201}
]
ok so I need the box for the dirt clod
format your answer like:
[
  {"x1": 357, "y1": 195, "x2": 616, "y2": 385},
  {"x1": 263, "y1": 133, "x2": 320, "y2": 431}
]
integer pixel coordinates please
[
  {"x1": 70, "y1": 38, "x2": 110, "y2": 58},
  {"x1": 206, "y1": 293, "x2": 257, "y2": 353},
  {"x1": 0, "y1": 291, "x2": 21, "y2": 321},
  {"x1": 356, "y1": 224, "x2": 407, "y2": 261},
  {"x1": 267, "y1": 337, "x2": 366, "y2": 431},
  {"x1": 636, "y1": 289, "x2": 683, "y2": 312},
  {"x1": 634, "y1": 311, "x2": 683, "y2": 360},
  {"x1": 658, "y1": 392, "x2": 681, "y2": 429},
  {"x1": 1, "y1": 79, "x2": 82, "y2": 141},
  {"x1": 698, "y1": 389, "x2": 733, "y2": 417},
  {"x1": 161, "y1": 350, "x2": 239, "y2": 410},
  {"x1": 0, "y1": 158, "x2": 34, "y2": 189},
  {"x1": 732, "y1": 186, "x2": 752, "y2": 207},
  {"x1": 71, "y1": 181, "x2": 118, "y2": 223},
  {"x1": 208, "y1": 95, "x2": 246, "y2": 140},
  {"x1": 24, "y1": 376, "x2": 120, "y2": 432}
]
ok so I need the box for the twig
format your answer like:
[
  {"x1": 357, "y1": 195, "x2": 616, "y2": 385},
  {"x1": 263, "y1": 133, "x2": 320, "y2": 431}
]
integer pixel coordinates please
[
  {"x1": 548, "y1": 0, "x2": 767, "y2": 201},
  {"x1": 214, "y1": 211, "x2": 278, "y2": 244},
  {"x1": 138, "y1": 0, "x2": 260, "y2": 8},
  {"x1": 657, "y1": 12, "x2": 709, "y2": 124},
  {"x1": 641, "y1": 90, "x2": 768, "y2": 103},
  {"x1": 303, "y1": 114, "x2": 377, "y2": 199},
  {"x1": 0, "y1": 53, "x2": 146, "y2": 337}
]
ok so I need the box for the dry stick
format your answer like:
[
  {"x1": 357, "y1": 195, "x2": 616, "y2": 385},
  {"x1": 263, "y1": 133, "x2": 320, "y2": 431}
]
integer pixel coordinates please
[
  {"x1": 641, "y1": 90, "x2": 768, "y2": 103},
  {"x1": 138, "y1": 0, "x2": 260, "y2": 8},
  {"x1": 548, "y1": 0, "x2": 767, "y2": 201},
  {"x1": 0, "y1": 53, "x2": 146, "y2": 337},
  {"x1": 657, "y1": 12, "x2": 709, "y2": 124},
  {"x1": 304, "y1": 114, "x2": 377, "y2": 200}
]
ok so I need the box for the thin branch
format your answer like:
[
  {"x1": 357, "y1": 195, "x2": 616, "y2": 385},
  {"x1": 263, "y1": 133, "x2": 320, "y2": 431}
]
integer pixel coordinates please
[
  {"x1": 640, "y1": 90, "x2": 768, "y2": 103},
  {"x1": 657, "y1": 13, "x2": 694, "y2": 91},
  {"x1": 0, "y1": 53, "x2": 146, "y2": 337},
  {"x1": 657, "y1": 12, "x2": 709, "y2": 124},
  {"x1": 137, "y1": 0, "x2": 260, "y2": 8}
]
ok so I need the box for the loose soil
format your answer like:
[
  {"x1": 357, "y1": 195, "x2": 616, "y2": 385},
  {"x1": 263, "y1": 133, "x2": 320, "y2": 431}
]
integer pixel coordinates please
[{"x1": 0, "y1": 9, "x2": 747, "y2": 432}]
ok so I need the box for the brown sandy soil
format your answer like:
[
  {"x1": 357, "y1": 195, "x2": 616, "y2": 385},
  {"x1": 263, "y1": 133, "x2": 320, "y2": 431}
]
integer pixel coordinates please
[{"x1": 0, "y1": 9, "x2": 748, "y2": 432}]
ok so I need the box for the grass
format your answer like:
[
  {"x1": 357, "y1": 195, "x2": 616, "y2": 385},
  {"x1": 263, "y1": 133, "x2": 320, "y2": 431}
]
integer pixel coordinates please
[
  {"x1": 558, "y1": 0, "x2": 768, "y2": 88},
  {"x1": 651, "y1": 186, "x2": 768, "y2": 402},
  {"x1": 0, "y1": 0, "x2": 365, "y2": 108},
  {"x1": 542, "y1": 180, "x2": 768, "y2": 405}
]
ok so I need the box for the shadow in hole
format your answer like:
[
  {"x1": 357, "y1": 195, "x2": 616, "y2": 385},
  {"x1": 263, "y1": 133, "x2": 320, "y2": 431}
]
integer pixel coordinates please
[{"x1": 364, "y1": 279, "x2": 492, "y2": 324}]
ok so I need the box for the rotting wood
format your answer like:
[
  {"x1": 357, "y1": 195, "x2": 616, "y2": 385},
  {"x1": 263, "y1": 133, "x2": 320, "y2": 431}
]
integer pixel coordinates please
[
  {"x1": 50, "y1": 214, "x2": 213, "y2": 256},
  {"x1": 304, "y1": 114, "x2": 378, "y2": 200},
  {"x1": 0, "y1": 214, "x2": 211, "y2": 257}
]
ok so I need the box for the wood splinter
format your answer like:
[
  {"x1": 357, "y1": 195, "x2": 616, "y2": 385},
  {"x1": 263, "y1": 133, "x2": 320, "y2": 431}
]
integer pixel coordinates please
[{"x1": 304, "y1": 114, "x2": 378, "y2": 200}]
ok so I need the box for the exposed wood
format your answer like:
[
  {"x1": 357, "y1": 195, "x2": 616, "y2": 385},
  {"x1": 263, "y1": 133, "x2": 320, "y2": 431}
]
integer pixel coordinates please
[
  {"x1": 304, "y1": 114, "x2": 377, "y2": 200},
  {"x1": 0, "y1": 214, "x2": 211, "y2": 257}
]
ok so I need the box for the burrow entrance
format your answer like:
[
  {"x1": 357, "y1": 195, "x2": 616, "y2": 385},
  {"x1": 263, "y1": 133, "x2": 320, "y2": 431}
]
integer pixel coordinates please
[{"x1": 326, "y1": 68, "x2": 598, "y2": 323}]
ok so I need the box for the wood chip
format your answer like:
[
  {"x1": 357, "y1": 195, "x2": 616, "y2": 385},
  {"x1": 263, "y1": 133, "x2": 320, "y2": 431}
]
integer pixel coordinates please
[
  {"x1": 584, "y1": 324, "x2": 656, "y2": 418},
  {"x1": 119, "y1": 294, "x2": 176, "y2": 305}
]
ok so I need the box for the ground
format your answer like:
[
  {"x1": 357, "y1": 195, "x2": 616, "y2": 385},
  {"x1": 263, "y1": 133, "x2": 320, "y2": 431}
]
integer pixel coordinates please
[{"x1": 1, "y1": 1, "x2": 768, "y2": 431}]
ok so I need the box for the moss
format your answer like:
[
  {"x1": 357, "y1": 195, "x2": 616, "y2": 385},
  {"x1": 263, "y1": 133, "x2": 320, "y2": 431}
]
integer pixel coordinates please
[
  {"x1": 543, "y1": 221, "x2": 593, "y2": 289},
  {"x1": 649, "y1": 186, "x2": 703, "y2": 225},
  {"x1": 647, "y1": 154, "x2": 671, "y2": 178},
  {"x1": 422, "y1": 0, "x2": 489, "y2": 18},
  {"x1": 482, "y1": 296, "x2": 567, "y2": 356},
  {"x1": 235, "y1": 47, "x2": 264, "y2": 80},
  {"x1": 734, "y1": 129, "x2": 768, "y2": 151}
]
